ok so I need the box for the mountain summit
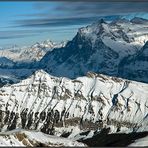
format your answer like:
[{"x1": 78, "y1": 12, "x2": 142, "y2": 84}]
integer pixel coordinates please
[
  {"x1": 0, "y1": 18, "x2": 147, "y2": 85},
  {"x1": 40, "y1": 18, "x2": 148, "y2": 83}
]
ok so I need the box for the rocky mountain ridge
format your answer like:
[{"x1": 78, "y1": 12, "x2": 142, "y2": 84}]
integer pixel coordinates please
[
  {"x1": 0, "y1": 17, "x2": 148, "y2": 85},
  {"x1": 0, "y1": 70, "x2": 147, "y2": 138},
  {"x1": 39, "y1": 17, "x2": 148, "y2": 83},
  {"x1": 0, "y1": 40, "x2": 67, "y2": 63}
]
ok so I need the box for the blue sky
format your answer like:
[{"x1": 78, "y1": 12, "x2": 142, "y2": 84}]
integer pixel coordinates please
[{"x1": 0, "y1": 1, "x2": 148, "y2": 48}]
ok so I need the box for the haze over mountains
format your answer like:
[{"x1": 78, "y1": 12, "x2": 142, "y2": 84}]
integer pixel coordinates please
[
  {"x1": 0, "y1": 40, "x2": 67, "y2": 85},
  {"x1": 0, "y1": 17, "x2": 148, "y2": 147},
  {"x1": 0, "y1": 17, "x2": 148, "y2": 84},
  {"x1": 0, "y1": 40, "x2": 67, "y2": 63}
]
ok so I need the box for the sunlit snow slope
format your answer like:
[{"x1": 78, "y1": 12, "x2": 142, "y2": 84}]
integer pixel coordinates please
[
  {"x1": 0, "y1": 70, "x2": 147, "y2": 136},
  {"x1": 0, "y1": 129, "x2": 85, "y2": 147}
]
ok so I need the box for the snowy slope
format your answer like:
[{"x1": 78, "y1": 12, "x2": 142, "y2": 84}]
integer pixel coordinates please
[
  {"x1": 0, "y1": 70, "x2": 147, "y2": 137},
  {"x1": 0, "y1": 129, "x2": 85, "y2": 147},
  {"x1": 40, "y1": 17, "x2": 148, "y2": 81},
  {"x1": 129, "y1": 135, "x2": 148, "y2": 147}
]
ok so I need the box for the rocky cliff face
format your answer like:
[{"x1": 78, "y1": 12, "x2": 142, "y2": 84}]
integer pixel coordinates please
[
  {"x1": 40, "y1": 18, "x2": 148, "y2": 83},
  {"x1": 119, "y1": 41, "x2": 148, "y2": 83},
  {"x1": 0, "y1": 70, "x2": 147, "y2": 138}
]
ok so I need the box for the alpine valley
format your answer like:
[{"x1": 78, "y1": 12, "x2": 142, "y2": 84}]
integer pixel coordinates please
[{"x1": 0, "y1": 17, "x2": 148, "y2": 147}]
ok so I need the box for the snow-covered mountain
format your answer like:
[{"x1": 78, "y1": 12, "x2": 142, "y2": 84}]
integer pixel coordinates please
[
  {"x1": 0, "y1": 17, "x2": 147, "y2": 85},
  {"x1": 0, "y1": 40, "x2": 67, "y2": 85},
  {"x1": 0, "y1": 70, "x2": 147, "y2": 139},
  {"x1": 0, "y1": 40, "x2": 67, "y2": 63},
  {"x1": 0, "y1": 17, "x2": 147, "y2": 147},
  {"x1": 40, "y1": 17, "x2": 148, "y2": 83},
  {"x1": 130, "y1": 17, "x2": 148, "y2": 24}
]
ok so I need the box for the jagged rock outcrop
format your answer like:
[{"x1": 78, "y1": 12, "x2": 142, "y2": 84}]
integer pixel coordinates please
[{"x1": 0, "y1": 70, "x2": 147, "y2": 137}]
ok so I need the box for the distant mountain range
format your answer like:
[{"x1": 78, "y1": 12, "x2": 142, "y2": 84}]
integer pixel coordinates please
[
  {"x1": 0, "y1": 17, "x2": 148, "y2": 147},
  {"x1": 0, "y1": 17, "x2": 147, "y2": 84},
  {"x1": 0, "y1": 40, "x2": 67, "y2": 85},
  {"x1": 40, "y1": 17, "x2": 148, "y2": 83}
]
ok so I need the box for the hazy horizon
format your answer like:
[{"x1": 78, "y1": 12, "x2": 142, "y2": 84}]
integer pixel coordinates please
[{"x1": 0, "y1": 1, "x2": 148, "y2": 48}]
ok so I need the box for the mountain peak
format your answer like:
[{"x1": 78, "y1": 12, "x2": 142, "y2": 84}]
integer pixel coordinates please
[
  {"x1": 130, "y1": 17, "x2": 148, "y2": 24},
  {"x1": 143, "y1": 41, "x2": 148, "y2": 47},
  {"x1": 78, "y1": 19, "x2": 108, "y2": 38},
  {"x1": 32, "y1": 69, "x2": 52, "y2": 78},
  {"x1": 91, "y1": 19, "x2": 107, "y2": 27},
  {"x1": 111, "y1": 18, "x2": 130, "y2": 24},
  {"x1": 97, "y1": 18, "x2": 106, "y2": 24}
]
